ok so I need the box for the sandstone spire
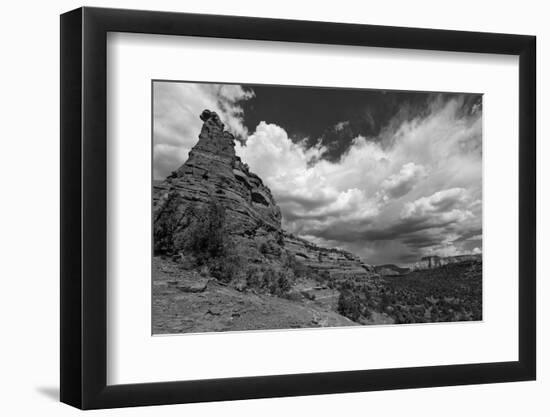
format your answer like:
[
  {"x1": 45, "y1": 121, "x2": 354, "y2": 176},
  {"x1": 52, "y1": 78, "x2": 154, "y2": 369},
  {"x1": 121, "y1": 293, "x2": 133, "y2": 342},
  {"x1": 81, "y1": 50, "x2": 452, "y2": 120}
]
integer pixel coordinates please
[{"x1": 153, "y1": 110, "x2": 282, "y2": 256}]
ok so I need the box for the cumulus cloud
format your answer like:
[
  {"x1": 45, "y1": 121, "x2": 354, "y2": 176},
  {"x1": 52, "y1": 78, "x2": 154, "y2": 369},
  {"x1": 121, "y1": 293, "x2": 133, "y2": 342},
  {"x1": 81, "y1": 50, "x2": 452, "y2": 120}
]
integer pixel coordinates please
[
  {"x1": 380, "y1": 162, "x2": 427, "y2": 200},
  {"x1": 401, "y1": 188, "x2": 471, "y2": 220},
  {"x1": 236, "y1": 95, "x2": 482, "y2": 265},
  {"x1": 153, "y1": 82, "x2": 254, "y2": 179},
  {"x1": 235, "y1": 125, "x2": 382, "y2": 234}
]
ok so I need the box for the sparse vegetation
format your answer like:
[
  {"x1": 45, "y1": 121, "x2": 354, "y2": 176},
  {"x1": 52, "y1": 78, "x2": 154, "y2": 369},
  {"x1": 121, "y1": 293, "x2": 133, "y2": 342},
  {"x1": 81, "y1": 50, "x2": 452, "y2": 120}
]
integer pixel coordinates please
[
  {"x1": 155, "y1": 197, "x2": 249, "y2": 284},
  {"x1": 258, "y1": 241, "x2": 270, "y2": 254},
  {"x1": 175, "y1": 199, "x2": 227, "y2": 264},
  {"x1": 209, "y1": 253, "x2": 244, "y2": 283},
  {"x1": 154, "y1": 194, "x2": 229, "y2": 263},
  {"x1": 242, "y1": 264, "x2": 293, "y2": 296},
  {"x1": 153, "y1": 191, "x2": 187, "y2": 255},
  {"x1": 245, "y1": 265, "x2": 264, "y2": 288},
  {"x1": 257, "y1": 237, "x2": 282, "y2": 257},
  {"x1": 337, "y1": 289, "x2": 362, "y2": 322},
  {"x1": 335, "y1": 260, "x2": 482, "y2": 324},
  {"x1": 272, "y1": 271, "x2": 292, "y2": 295},
  {"x1": 376, "y1": 260, "x2": 482, "y2": 323},
  {"x1": 282, "y1": 253, "x2": 309, "y2": 279}
]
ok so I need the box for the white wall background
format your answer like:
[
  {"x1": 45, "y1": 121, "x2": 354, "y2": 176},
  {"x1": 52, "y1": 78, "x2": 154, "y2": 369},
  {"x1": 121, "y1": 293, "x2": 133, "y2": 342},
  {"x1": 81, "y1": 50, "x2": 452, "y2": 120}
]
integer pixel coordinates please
[{"x1": 0, "y1": 0, "x2": 546, "y2": 415}]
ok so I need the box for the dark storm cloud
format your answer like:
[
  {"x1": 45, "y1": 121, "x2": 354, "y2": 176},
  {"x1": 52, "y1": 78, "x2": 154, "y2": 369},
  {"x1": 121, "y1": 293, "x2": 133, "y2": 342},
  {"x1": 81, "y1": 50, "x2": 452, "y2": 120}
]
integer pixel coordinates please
[
  {"x1": 276, "y1": 193, "x2": 335, "y2": 212},
  {"x1": 240, "y1": 86, "x2": 447, "y2": 162},
  {"x1": 301, "y1": 214, "x2": 458, "y2": 246},
  {"x1": 299, "y1": 206, "x2": 480, "y2": 266},
  {"x1": 453, "y1": 229, "x2": 483, "y2": 243}
]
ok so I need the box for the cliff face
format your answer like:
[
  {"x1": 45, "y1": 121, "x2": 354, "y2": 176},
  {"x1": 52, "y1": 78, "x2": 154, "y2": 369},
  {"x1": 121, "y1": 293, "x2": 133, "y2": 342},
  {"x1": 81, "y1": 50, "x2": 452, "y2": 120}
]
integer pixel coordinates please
[
  {"x1": 154, "y1": 109, "x2": 375, "y2": 281},
  {"x1": 283, "y1": 233, "x2": 376, "y2": 280},
  {"x1": 374, "y1": 264, "x2": 411, "y2": 276},
  {"x1": 154, "y1": 109, "x2": 281, "y2": 235},
  {"x1": 412, "y1": 254, "x2": 482, "y2": 271}
]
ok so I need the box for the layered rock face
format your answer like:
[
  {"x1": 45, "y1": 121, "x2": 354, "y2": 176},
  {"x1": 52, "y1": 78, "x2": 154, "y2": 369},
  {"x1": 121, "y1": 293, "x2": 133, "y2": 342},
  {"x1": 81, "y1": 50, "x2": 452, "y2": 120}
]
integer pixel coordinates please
[
  {"x1": 374, "y1": 264, "x2": 411, "y2": 276},
  {"x1": 283, "y1": 233, "x2": 376, "y2": 280},
  {"x1": 154, "y1": 110, "x2": 281, "y2": 236},
  {"x1": 154, "y1": 110, "x2": 284, "y2": 261},
  {"x1": 154, "y1": 109, "x2": 375, "y2": 280},
  {"x1": 412, "y1": 254, "x2": 482, "y2": 271}
]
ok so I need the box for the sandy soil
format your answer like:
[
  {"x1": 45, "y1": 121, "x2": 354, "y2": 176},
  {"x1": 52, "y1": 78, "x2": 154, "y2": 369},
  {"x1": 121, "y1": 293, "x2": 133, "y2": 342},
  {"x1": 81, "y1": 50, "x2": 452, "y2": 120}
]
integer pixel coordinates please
[{"x1": 152, "y1": 257, "x2": 358, "y2": 334}]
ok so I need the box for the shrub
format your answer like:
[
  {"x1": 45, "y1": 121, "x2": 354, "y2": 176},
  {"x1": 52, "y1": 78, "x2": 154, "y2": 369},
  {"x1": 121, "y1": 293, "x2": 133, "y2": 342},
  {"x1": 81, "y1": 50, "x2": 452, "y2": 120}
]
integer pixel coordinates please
[
  {"x1": 209, "y1": 254, "x2": 243, "y2": 283},
  {"x1": 256, "y1": 237, "x2": 282, "y2": 257},
  {"x1": 158, "y1": 198, "x2": 251, "y2": 285},
  {"x1": 258, "y1": 241, "x2": 270, "y2": 254},
  {"x1": 245, "y1": 265, "x2": 264, "y2": 289},
  {"x1": 153, "y1": 191, "x2": 187, "y2": 255},
  {"x1": 173, "y1": 199, "x2": 227, "y2": 264},
  {"x1": 283, "y1": 254, "x2": 308, "y2": 279},
  {"x1": 337, "y1": 290, "x2": 362, "y2": 322},
  {"x1": 301, "y1": 291, "x2": 316, "y2": 301},
  {"x1": 261, "y1": 267, "x2": 276, "y2": 289},
  {"x1": 244, "y1": 265, "x2": 293, "y2": 296},
  {"x1": 273, "y1": 271, "x2": 292, "y2": 295},
  {"x1": 316, "y1": 270, "x2": 331, "y2": 285}
]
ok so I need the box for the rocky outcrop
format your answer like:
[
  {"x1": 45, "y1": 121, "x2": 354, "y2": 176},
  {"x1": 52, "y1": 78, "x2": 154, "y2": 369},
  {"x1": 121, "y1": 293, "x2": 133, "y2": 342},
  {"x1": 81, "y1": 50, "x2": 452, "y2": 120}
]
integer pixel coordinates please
[
  {"x1": 412, "y1": 254, "x2": 482, "y2": 271},
  {"x1": 154, "y1": 109, "x2": 376, "y2": 281},
  {"x1": 154, "y1": 109, "x2": 281, "y2": 234},
  {"x1": 283, "y1": 232, "x2": 376, "y2": 280},
  {"x1": 374, "y1": 264, "x2": 410, "y2": 276},
  {"x1": 154, "y1": 109, "x2": 284, "y2": 262}
]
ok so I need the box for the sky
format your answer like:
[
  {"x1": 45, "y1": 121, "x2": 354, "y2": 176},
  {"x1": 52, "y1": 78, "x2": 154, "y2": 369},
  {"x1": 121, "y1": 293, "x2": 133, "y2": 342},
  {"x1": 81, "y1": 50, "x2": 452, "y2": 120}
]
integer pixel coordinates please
[{"x1": 153, "y1": 81, "x2": 482, "y2": 266}]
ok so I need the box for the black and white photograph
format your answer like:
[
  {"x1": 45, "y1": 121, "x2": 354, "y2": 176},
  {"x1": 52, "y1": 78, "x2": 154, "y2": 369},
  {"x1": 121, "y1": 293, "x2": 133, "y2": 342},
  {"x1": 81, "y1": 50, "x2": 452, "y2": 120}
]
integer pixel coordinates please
[
  {"x1": 0, "y1": 0, "x2": 544, "y2": 413},
  {"x1": 152, "y1": 81, "x2": 483, "y2": 334}
]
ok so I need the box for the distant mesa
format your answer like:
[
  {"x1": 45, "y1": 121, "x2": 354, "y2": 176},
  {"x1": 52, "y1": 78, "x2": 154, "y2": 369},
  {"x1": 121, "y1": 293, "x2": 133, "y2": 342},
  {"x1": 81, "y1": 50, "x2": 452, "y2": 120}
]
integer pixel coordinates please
[
  {"x1": 412, "y1": 254, "x2": 482, "y2": 271},
  {"x1": 374, "y1": 254, "x2": 482, "y2": 277}
]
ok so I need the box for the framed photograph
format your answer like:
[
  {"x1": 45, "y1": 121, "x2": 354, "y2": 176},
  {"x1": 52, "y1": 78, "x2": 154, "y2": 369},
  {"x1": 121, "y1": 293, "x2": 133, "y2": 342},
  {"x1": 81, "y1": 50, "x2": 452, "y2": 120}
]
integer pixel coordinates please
[{"x1": 60, "y1": 7, "x2": 536, "y2": 409}]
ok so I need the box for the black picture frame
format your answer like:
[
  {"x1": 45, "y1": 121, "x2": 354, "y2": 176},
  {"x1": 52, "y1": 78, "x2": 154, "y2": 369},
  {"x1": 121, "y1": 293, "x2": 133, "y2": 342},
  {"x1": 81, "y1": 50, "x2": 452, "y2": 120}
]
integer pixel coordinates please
[{"x1": 60, "y1": 6, "x2": 536, "y2": 410}]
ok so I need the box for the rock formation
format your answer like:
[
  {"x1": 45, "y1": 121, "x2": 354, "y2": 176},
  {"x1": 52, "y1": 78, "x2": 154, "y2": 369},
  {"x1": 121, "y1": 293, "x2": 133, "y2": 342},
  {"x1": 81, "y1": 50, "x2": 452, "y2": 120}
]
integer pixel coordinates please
[
  {"x1": 374, "y1": 264, "x2": 411, "y2": 276},
  {"x1": 411, "y1": 254, "x2": 482, "y2": 271},
  {"x1": 154, "y1": 109, "x2": 376, "y2": 282},
  {"x1": 154, "y1": 109, "x2": 280, "y2": 232},
  {"x1": 283, "y1": 232, "x2": 376, "y2": 280}
]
